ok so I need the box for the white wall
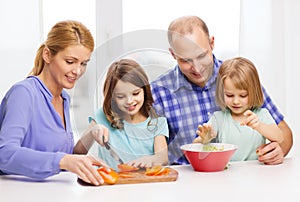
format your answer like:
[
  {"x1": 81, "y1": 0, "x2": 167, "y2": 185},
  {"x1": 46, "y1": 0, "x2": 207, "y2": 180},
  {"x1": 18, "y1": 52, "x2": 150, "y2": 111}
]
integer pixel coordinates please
[
  {"x1": 240, "y1": 0, "x2": 286, "y2": 114},
  {"x1": 0, "y1": 0, "x2": 41, "y2": 99},
  {"x1": 239, "y1": 0, "x2": 298, "y2": 156},
  {"x1": 283, "y1": 0, "x2": 300, "y2": 156}
]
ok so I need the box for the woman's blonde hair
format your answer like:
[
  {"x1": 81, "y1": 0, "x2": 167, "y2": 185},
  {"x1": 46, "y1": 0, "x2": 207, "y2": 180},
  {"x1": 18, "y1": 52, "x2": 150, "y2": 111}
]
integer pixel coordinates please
[
  {"x1": 30, "y1": 20, "x2": 94, "y2": 76},
  {"x1": 215, "y1": 57, "x2": 264, "y2": 110},
  {"x1": 103, "y1": 59, "x2": 156, "y2": 129}
]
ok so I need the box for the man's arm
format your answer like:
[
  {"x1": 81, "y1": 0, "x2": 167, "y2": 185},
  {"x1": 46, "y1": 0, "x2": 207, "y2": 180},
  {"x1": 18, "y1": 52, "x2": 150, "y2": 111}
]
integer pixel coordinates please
[
  {"x1": 277, "y1": 120, "x2": 293, "y2": 156},
  {"x1": 256, "y1": 119, "x2": 293, "y2": 165}
]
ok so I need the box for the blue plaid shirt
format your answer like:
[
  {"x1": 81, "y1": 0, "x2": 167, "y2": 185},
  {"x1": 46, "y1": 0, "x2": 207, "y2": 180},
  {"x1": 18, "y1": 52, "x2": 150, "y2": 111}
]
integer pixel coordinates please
[{"x1": 150, "y1": 55, "x2": 284, "y2": 165}]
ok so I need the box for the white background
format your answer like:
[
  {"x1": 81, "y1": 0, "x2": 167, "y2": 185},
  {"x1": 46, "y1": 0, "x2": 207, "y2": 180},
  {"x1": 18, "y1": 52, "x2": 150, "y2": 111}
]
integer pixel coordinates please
[{"x1": 0, "y1": 0, "x2": 298, "y2": 157}]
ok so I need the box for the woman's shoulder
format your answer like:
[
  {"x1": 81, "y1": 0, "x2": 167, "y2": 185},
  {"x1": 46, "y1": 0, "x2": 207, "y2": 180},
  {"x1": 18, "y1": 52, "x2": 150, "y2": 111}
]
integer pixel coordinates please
[
  {"x1": 4, "y1": 77, "x2": 40, "y2": 97},
  {"x1": 10, "y1": 76, "x2": 36, "y2": 89},
  {"x1": 10, "y1": 76, "x2": 51, "y2": 95}
]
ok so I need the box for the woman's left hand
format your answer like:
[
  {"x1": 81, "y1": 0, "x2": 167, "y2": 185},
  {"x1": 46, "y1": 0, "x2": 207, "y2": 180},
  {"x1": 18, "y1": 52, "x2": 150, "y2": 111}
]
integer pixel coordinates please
[{"x1": 60, "y1": 154, "x2": 109, "y2": 186}]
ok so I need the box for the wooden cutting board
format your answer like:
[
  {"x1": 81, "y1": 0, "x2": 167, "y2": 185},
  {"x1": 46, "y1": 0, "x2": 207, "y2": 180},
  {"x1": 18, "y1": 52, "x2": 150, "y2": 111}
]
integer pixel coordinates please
[
  {"x1": 77, "y1": 167, "x2": 178, "y2": 186},
  {"x1": 116, "y1": 167, "x2": 178, "y2": 185}
]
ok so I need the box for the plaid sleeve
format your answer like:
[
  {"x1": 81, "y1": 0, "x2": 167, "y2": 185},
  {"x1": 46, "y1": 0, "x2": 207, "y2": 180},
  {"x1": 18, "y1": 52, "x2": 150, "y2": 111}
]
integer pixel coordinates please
[
  {"x1": 261, "y1": 86, "x2": 284, "y2": 124},
  {"x1": 150, "y1": 82, "x2": 165, "y2": 117}
]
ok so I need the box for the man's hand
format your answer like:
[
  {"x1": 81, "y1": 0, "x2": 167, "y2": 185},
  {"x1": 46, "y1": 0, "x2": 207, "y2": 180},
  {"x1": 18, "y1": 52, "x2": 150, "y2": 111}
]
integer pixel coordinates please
[{"x1": 256, "y1": 142, "x2": 284, "y2": 165}]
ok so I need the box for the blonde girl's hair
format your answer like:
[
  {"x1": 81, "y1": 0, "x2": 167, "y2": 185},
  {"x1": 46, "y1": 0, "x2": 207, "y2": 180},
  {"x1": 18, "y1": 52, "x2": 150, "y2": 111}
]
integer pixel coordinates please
[
  {"x1": 29, "y1": 20, "x2": 94, "y2": 76},
  {"x1": 102, "y1": 59, "x2": 157, "y2": 129},
  {"x1": 215, "y1": 57, "x2": 264, "y2": 110}
]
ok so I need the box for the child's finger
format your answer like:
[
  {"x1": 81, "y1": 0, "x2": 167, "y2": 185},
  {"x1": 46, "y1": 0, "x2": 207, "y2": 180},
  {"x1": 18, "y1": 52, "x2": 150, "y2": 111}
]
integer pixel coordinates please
[{"x1": 243, "y1": 110, "x2": 252, "y2": 116}]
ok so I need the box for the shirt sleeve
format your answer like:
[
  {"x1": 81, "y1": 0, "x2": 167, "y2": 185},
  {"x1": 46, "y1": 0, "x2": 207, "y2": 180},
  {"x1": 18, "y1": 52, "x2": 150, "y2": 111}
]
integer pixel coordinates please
[
  {"x1": 150, "y1": 82, "x2": 166, "y2": 117},
  {"x1": 207, "y1": 111, "x2": 224, "y2": 142},
  {"x1": 0, "y1": 85, "x2": 65, "y2": 179},
  {"x1": 256, "y1": 108, "x2": 276, "y2": 125},
  {"x1": 261, "y1": 86, "x2": 284, "y2": 124},
  {"x1": 154, "y1": 117, "x2": 169, "y2": 139},
  {"x1": 208, "y1": 111, "x2": 222, "y2": 133}
]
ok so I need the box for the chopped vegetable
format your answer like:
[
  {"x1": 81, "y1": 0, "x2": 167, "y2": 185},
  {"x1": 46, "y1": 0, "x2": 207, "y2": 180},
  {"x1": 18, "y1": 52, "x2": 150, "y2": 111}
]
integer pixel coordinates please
[
  {"x1": 97, "y1": 167, "x2": 119, "y2": 185},
  {"x1": 145, "y1": 165, "x2": 170, "y2": 176},
  {"x1": 202, "y1": 144, "x2": 224, "y2": 151}
]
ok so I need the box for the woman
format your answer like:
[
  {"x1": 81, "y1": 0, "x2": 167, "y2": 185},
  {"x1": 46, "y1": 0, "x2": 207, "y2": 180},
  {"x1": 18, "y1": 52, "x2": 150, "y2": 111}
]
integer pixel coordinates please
[{"x1": 0, "y1": 20, "x2": 107, "y2": 186}]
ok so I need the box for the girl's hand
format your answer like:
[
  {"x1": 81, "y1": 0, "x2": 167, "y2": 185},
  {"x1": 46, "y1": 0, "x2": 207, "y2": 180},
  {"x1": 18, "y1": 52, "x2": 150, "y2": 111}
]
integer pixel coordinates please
[
  {"x1": 126, "y1": 156, "x2": 156, "y2": 168},
  {"x1": 60, "y1": 154, "x2": 110, "y2": 186},
  {"x1": 193, "y1": 123, "x2": 216, "y2": 144},
  {"x1": 73, "y1": 122, "x2": 109, "y2": 155},
  {"x1": 90, "y1": 124, "x2": 109, "y2": 146},
  {"x1": 241, "y1": 110, "x2": 260, "y2": 130}
]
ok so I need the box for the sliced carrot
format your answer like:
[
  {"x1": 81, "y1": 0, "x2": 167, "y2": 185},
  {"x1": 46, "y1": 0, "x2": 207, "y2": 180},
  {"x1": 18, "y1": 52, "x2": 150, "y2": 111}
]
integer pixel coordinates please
[
  {"x1": 145, "y1": 165, "x2": 163, "y2": 176},
  {"x1": 97, "y1": 167, "x2": 119, "y2": 185},
  {"x1": 154, "y1": 167, "x2": 170, "y2": 176}
]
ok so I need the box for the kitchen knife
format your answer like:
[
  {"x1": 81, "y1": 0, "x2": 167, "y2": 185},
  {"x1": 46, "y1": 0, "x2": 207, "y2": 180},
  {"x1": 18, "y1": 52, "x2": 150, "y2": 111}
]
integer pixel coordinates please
[{"x1": 103, "y1": 136, "x2": 124, "y2": 164}]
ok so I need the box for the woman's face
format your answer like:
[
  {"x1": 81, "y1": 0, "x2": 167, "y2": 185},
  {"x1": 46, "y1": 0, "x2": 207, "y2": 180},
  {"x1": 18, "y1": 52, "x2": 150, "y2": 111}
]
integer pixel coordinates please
[
  {"x1": 113, "y1": 80, "x2": 145, "y2": 120},
  {"x1": 43, "y1": 44, "x2": 92, "y2": 91}
]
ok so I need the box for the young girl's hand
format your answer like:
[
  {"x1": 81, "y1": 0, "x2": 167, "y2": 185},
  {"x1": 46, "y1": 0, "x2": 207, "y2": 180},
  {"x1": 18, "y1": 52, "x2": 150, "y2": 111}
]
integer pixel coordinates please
[
  {"x1": 193, "y1": 123, "x2": 216, "y2": 144},
  {"x1": 126, "y1": 156, "x2": 155, "y2": 168},
  {"x1": 90, "y1": 124, "x2": 109, "y2": 146},
  {"x1": 241, "y1": 110, "x2": 260, "y2": 130}
]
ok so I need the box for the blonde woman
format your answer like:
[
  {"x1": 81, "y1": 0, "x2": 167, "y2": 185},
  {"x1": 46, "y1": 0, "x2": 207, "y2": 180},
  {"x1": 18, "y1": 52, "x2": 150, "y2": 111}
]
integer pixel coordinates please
[{"x1": 0, "y1": 20, "x2": 108, "y2": 186}]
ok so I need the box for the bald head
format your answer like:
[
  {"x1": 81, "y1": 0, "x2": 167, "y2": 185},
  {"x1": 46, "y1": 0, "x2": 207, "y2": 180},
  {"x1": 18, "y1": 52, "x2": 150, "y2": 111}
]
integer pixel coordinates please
[{"x1": 167, "y1": 16, "x2": 210, "y2": 47}]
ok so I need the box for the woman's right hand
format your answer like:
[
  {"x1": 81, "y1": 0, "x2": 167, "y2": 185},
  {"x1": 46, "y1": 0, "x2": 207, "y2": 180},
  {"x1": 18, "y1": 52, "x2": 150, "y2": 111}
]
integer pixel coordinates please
[{"x1": 59, "y1": 154, "x2": 110, "y2": 186}]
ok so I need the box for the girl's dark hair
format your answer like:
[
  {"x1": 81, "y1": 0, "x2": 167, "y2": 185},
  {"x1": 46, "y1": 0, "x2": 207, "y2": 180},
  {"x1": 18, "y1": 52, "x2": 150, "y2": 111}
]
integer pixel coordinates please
[{"x1": 103, "y1": 59, "x2": 157, "y2": 129}]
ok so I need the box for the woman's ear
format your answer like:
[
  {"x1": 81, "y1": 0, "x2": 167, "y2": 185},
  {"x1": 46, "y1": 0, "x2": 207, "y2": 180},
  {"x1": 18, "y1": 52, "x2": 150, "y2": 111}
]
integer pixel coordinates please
[{"x1": 42, "y1": 46, "x2": 51, "y2": 63}]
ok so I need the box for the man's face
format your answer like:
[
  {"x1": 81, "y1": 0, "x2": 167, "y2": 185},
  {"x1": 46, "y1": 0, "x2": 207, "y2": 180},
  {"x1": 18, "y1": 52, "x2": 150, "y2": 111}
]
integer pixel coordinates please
[{"x1": 170, "y1": 29, "x2": 214, "y2": 87}]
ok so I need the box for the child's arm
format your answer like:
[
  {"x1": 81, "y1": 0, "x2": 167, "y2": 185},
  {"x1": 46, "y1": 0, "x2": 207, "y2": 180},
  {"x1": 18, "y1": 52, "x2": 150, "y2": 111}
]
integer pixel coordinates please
[
  {"x1": 241, "y1": 110, "x2": 283, "y2": 143},
  {"x1": 193, "y1": 123, "x2": 217, "y2": 144},
  {"x1": 74, "y1": 120, "x2": 109, "y2": 154},
  {"x1": 153, "y1": 135, "x2": 169, "y2": 165},
  {"x1": 125, "y1": 135, "x2": 168, "y2": 167}
]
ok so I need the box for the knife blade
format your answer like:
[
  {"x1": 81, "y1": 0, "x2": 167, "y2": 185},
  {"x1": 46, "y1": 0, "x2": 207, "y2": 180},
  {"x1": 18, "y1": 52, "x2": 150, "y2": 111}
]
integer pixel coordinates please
[{"x1": 103, "y1": 136, "x2": 124, "y2": 164}]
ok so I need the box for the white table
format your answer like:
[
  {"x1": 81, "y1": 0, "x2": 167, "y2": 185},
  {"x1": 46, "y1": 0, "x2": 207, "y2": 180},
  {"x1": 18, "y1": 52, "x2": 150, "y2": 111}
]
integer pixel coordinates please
[{"x1": 0, "y1": 158, "x2": 298, "y2": 202}]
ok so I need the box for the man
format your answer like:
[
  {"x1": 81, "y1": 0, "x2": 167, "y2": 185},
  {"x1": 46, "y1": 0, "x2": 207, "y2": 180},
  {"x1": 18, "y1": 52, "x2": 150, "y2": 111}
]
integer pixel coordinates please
[{"x1": 150, "y1": 15, "x2": 293, "y2": 165}]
